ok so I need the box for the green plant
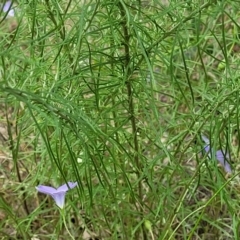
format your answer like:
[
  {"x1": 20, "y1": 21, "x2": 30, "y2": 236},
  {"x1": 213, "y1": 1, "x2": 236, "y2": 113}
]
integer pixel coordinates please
[{"x1": 0, "y1": 0, "x2": 240, "y2": 239}]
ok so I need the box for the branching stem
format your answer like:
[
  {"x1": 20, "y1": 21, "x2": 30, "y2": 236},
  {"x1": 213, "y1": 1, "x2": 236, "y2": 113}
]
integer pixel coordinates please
[{"x1": 118, "y1": 2, "x2": 146, "y2": 239}]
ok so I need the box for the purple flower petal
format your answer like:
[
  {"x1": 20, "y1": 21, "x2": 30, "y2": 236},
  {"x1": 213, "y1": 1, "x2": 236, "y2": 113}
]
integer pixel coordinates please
[
  {"x1": 201, "y1": 135, "x2": 210, "y2": 145},
  {"x1": 51, "y1": 191, "x2": 67, "y2": 209},
  {"x1": 57, "y1": 182, "x2": 78, "y2": 191},
  {"x1": 201, "y1": 134, "x2": 232, "y2": 173},
  {"x1": 2, "y1": 1, "x2": 11, "y2": 11},
  {"x1": 215, "y1": 150, "x2": 232, "y2": 173},
  {"x1": 36, "y1": 181, "x2": 77, "y2": 208},
  {"x1": 204, "y1": 145, "x2": 211, "y2": 153},
  {"x1": 35, "y1": 185, "x2": 58, "y2": 195},
  {"x1": 2, "y1": 1, "x2": 14, "y2": 17},
  {"x1": 202, "y1": 135, "x2": 211, "y2": 153}
]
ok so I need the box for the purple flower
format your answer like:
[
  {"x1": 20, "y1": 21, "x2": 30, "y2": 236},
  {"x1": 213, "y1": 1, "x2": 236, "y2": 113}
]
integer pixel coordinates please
[
  {"x1": 201, "y1": 135, "x2": 232, "y2": 173},
  {"x1": 36, "y1": 182, "x2": 78, "y2": 208},
  {"x1": 1, "y1": 1, "x2": 14, "y2": 17}
]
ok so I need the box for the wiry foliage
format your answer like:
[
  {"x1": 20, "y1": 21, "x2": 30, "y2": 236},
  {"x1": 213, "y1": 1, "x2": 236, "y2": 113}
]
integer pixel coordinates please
[{"x1": 0, "y1": 0, "x2": 240, "y2": 239}]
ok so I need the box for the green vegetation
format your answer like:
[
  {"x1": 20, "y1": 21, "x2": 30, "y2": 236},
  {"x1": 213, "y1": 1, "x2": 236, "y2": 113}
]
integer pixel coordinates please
[{"x1": 0, "y1": 0, "x2": 240, "y2": 239}]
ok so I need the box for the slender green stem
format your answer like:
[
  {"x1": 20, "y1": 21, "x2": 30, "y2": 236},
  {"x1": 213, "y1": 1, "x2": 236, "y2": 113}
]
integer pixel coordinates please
[{"x1": 60, "y1": 208, "x2": 75, "y2": 240}]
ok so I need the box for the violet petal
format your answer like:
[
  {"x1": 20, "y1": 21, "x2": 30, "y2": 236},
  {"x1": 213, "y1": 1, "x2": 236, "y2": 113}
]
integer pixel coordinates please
[
  {"x1": 201, "y1": 135, "x2": 210, "y2": 145},
  {"x1": 57, "y1": 182, "x2": 78, "y2": 191},
  {"x1": 2, "y1": 1, "x2": 11, "y2": 11},
  {"x1": 36, "y1": 185, "x2": 58, "y2": 195},
  {"x1": 204, "y1": 145, "x2": 211, "y2": 154},
  {"x1": 201, "y1": 134, "x2": 232, "y2": 173},
  {"x1": 51, "y1": 191, "x2": 66, "y2": 209},
  {"x1": 2, "y1": 1, "x2": 14, "y2": 17},
  {"x1": 215, "y1": 150, "x2": 232, "y2": 173}
]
